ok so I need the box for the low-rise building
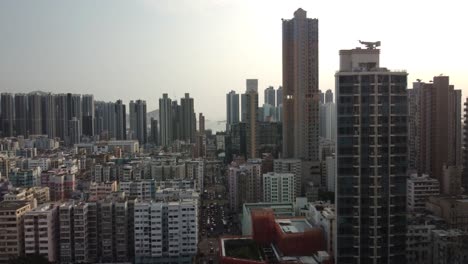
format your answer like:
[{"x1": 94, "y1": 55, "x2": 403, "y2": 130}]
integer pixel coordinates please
[
  {"x1": 407, "y1": 173, "x2": 440, "y2": 212},
  {"x1": 88, "y1": 181, "x2": 117, "y2": 200},
  {"x1": 241, "y1": 202, "x2": 295, "y2": 236}
]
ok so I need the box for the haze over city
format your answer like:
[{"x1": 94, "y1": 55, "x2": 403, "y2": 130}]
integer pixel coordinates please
[{"x1": 1, "y1": 0, "x2": 467, "y2": 131}]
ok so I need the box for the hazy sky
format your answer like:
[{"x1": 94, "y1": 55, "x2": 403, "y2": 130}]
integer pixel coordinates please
[{"x1": 0, "y1": 0, "x2": 467, "y2": 130}]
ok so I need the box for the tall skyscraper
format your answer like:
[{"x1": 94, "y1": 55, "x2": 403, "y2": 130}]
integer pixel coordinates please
[
  {"x1": 159, "y1": 94, "x2": 173, "y2": 147},
  {"x1": 150, "y1": 118, "x2": 158, "y2": 145},
  {"x1": 242, "y1": 79, "x2": 258, "y2": 123},
  {"x1": 409, "y1": 76, "x2": 462, "y2": 193},
  {"x1": 199, "y1": 113, "x2": 205, "y2": 133},
  {"x1": 181, "y1": 93, "x2": 196, "y2": 143},
  {"x1": 69, "y1": 117, "x2": 81, "y2": 145},
  {"x1": 115, "y1": 100, "x2": 126, "y2": 140},
  {"x1": 68, "y1": 94, "x2": 82, "y2": 133},
  {"x1": 264, "y1": 86, "x2": 276, "y2": 106},
  {"x1": 28, "y1": 92, "x2": 43, "y2": 135},
  {"x1": 282, "y1": 9, "x2": 319, "y2": 161},
  {"x1": 325, "y1": 89, "x2": 333, "y2": 103},
  {"x1": 336, "y1": 42, "x2": 408, "y2": 263},
  {"x1": 244, "y1": 87, "x2": 258, "y2": 159},
  {"x1": 226, "y1": 90, "x2": 240, "y2": 131},
  {"x1": 14, "y1": 94, "x2": 28, "y2": 137},
  {"x1": 171, "y1": 101, "x2": 182, "y2": 141},
  {"x1": 463, "y1": 98, "x2": 468, "y2": 192},
  {"x1": 246, "y1": 79, "x2": 258, "y2": 93},
  {"x1": 276, "y1": 86, "x2": 283, "y2": 107},
  {"x1": 40, "y1": 93, "x2": 56, "y2": 138},
  {"x1": 56, "y1": 94, "x2": 69, "y2": 141},
  {"x1": 129, "y1": 100, "x2": 147, "y2": 145},
  {"x1": 82, "y1": 94, "x2": 95, "y2": 137},
  {"x1": 0, "y1": 93, "x2": 14, "y2": 137}
]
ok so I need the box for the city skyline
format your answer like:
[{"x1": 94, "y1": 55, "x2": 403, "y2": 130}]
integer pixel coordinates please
[{"x1": 1, "y1": 0, "x2": 467, "y2": 130}]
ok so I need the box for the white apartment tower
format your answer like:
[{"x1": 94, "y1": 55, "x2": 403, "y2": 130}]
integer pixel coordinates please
[
  {"x1": 263, "y1": 172, "x2": 295, "y2": 202},
  {"x1": 134, "y1": 199, "x2": 198, "y2": 263}
]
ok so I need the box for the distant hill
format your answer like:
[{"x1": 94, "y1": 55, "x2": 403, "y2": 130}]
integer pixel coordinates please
[{"x1": 147, "y1": 109, "x2": 159, "y2": 121}]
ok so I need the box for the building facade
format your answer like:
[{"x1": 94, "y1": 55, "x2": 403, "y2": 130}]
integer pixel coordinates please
[
  {"x1": 336, "y1": 43, "x2": 408, "y2": 263},
  {"x1": 282, "y1": 8, "x2": 319, "y2": 161}
]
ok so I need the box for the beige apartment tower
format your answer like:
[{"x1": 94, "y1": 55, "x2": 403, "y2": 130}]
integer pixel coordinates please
[
  {"x1": 282, "y1": 8, "x2": 319, "y2": 161},
  {"x1": 409, "y1": 76, "x2": 462, "y2": 193}
]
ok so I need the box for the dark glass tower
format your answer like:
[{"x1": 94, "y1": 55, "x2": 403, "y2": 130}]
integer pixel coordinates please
[{"x1": 336, "y1": 42, "x2": 407, "y2": 264}]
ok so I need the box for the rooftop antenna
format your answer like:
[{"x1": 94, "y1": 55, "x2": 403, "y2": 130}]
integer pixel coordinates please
[{"x1": 359, "y1": 40, "x2": 381, "y2": 49}]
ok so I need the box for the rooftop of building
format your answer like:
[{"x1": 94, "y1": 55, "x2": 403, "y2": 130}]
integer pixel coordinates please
[
  {"x1": 26, "y1": 203, "x2": 56, "y2": 214},
  {"x1": 276, "y1": 218, "x2": 313, "y2": 234},
  {"x1": 243, "y1": 202, "x2": 295, "y2": 215},
  {"x1": 221, "y1": 238, "x2": 264, "y2": 262},
  {"x1": 0, "y1": 200, "x2": 30, "y2": 210}
]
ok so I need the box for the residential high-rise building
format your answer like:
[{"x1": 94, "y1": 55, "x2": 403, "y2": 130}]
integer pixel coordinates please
[
  {"x1": 59, "y1": 202, "x2": 89, "y2": 264},
  {"x1": 325, "y1": 155, "x2": 335, "y2": 192},
  {"x1": 87, "y1": 196, "x2": 129, "y2": 263},
  {"x1": 226, "y1": 90, "x2": 240, "y2": 131},
  {"x1": 0, "y1": 201, "x2": 31, "y2": 263},
  {"x1": 264, "y1": 86, "x2": 276, "y2": 106},
  {"x1": 325, "y1": 89, "x2": 333, "y2": 103},
  {"x1": 409, "y1": 76, "x2": 462, "y2": 192},
  {"x1": 133, "y1": 199, "x2": 198, "y2": 263},
  {"x1": 199, "y1": 113, "x2": 205, "y2": 133},
  {"x1": 273, "y1": 159, "x2": 302, "y2": 200},
  {"x1": 41, "y1": 93, "x2": 56, "y2": 138},
  {"x1": 181, "y1": 93, "x2": 196, "y2": 143},
  {"x1": 246, "y1": 79, "x2": 258, "y2": 93},
  {"x1": 1, "y1": 93, "x2": 14, "y2": 137},
  {"x1": 282, "y1": 9, "x2": 319, "y2": 161},
  {"x1": 150, "y1": 118, "x2": 158, "y2": 145},
  {"x1": 82, "y1": 95, "x2": 95, "y2": 137},
  {"x1": 244, "y1": 88, "x2": 259, "y2": 159},
  {"x1": 56, "y1": 94, "x2": 69, "y2": 141},
  {"x1": 336, "y1": 42, "x2": 408, "y2": 263},
  {"x1": 276, "y1": 86, "x2": 283, "y2": 107},
  {"x1": 242, "y1": 79, "x2": 258, "y2": 122},
  {"x1": 171, "y1": 101, "x2": 182, "y2": 141},
  {"x1": 463, "y1": 98, "x2": 468, "y2": 191},
  {"x1": 319, "y1": 101, "x2": 337, "y2": 141},
  {"x1": 68, "y1": 94, "x2": 82, "y2": 138},
  {"x1": 129, "y1": 100, "x2": 147, "y2": 145},
  {"x1": 228, "y1": 161, "x2": 263, "y2": 211},
  {"x1": 159, "y1": 94, "x2": 173, "y2": 147},
  {"x1": 15, "y1": 93, "x2": 29, "y2": 137},
  {"x1": 28, "y1": 92, "x2": 43, "y2": 135},
  {"x1": 407, "y1": 83, "x2": 421, "y2": 172},
  {"x1": 262, "y1": 172, "x2": 295, "y2": 202},
  {"x1": 115, "y1": 100, "x2": 126, "y2": 140},
  {"x1": 69, "y1": 117, "x2": 81, "y2": 145},
  {"x1": 24, "y1": 203, "x2": 59, "y2": 262}
]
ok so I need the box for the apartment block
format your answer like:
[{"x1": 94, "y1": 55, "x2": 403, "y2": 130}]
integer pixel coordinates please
[
  {"x1": 59, "y1": 202, "x2": 89, "y2": 264},
  {"x1": 23, "y1": 203, "x2": 58, "y2": 262},
  {"x1": 0, "y1": 201, "x2": 31, "y2": 263},
  {"x1": 134, "y1": 199, "x2": 198, "y2": 264},
  {"x1": 407, "y1": 173, "x2": 440, "y2": 212},
  {"x1": 262, "y1": 172, "x2": 295, "y2": 203}
]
